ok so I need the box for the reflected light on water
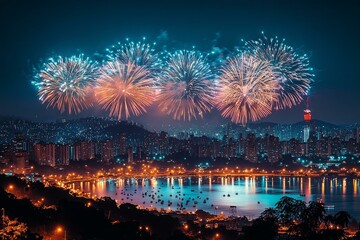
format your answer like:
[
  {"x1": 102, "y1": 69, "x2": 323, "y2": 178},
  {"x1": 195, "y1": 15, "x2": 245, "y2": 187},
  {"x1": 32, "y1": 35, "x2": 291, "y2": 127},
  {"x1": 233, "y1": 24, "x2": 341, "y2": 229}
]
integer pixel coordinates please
[
  {"x1": 208, "y1": 177, "x2": 212, "y2": 191},
  {"x1": 68, "y1": 176, "x2": 360, "y2": 219},
  {"x1": 354, "y1": 179, "x2": 357, "y2": 196},
  {"x1": 282, "y1": 177, "x2": 286, "y2": 194}
]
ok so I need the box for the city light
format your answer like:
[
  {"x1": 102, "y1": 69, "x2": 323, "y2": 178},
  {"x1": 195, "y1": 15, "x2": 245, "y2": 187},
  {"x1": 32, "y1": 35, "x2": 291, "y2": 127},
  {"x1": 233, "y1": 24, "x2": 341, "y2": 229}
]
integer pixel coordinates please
[{"x1": 0, "y1": 1, "x2": 359, "y2": 240}]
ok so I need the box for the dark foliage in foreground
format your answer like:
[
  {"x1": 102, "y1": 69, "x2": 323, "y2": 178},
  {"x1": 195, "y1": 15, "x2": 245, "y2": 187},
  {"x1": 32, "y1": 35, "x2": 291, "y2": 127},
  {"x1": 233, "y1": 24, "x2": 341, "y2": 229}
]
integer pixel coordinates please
[{"x1": 0, "y1": 174, "x2": 189, "y2": 240}]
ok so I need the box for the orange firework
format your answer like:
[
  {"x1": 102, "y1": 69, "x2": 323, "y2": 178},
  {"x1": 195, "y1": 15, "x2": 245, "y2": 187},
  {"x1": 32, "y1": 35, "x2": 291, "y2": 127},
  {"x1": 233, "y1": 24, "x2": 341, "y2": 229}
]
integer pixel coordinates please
[
  {"x1": 95, "y1": 61, "x2": 155, "y2": 119},
  {"x1": 216, "y1": 54, "x2": 279, "y2": 125}
]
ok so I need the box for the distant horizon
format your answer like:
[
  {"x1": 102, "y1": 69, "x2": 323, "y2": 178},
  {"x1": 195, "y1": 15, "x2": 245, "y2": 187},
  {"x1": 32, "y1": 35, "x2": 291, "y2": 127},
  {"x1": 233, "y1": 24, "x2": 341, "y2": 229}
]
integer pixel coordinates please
[{"x1": 1, "y1": 114, "x2": 358, "y2": 127}]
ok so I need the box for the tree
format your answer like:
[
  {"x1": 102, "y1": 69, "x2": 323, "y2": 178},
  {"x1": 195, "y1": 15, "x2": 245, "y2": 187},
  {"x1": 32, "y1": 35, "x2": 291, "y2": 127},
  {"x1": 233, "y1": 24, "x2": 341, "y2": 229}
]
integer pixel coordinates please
[
  {"x1": 289, "y1": 201, "x2": 325, "y2": 239},
  {"x1": 195, "y1": 209, "x2": 212, "y2": 220},
  {"x1": 300, "y1": 201, "x2": 325, "y2": 231},
  {"x1": 260, "y1": 208, "x2": 278, "y2": 223},
  {"x1": 239, "y1": 207, "x2": 279, "y2": 240},
  {"x1": 275, "y1": 196, "x2": 306, "y2": 231},
  {"x1": 240, "y1": 217, "x2": 278, "y2": 240},
  {"x1": 0, "y1": 215, "x2": 28, "y2": 240},
  {"x1": 318, "y1": 229, "x2": 345, "y2": 240},
  {"x1": 334, "y1": 211, "x2": 351, "y2": 229},
  {"x1": 324, "y1": 215, "x2": 334, "y2": 227}
]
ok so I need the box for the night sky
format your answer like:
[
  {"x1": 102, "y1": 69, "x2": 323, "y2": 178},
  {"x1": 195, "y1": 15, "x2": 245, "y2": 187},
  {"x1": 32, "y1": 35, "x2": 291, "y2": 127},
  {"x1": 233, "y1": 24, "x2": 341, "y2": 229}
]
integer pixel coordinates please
[{"x1": 1, "y1": 0, "x2": 359, "y2": 129}]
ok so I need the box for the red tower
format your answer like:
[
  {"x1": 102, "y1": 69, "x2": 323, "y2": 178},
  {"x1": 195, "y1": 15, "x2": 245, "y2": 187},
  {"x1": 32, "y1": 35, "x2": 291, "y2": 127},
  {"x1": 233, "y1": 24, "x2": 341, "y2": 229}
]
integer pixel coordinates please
[
  {"x1": 304, "y1": 98, "x2": 312, "y2": 122},
  {"x1": 304, "y1": 109, "x2": 312, "y2": 122}
]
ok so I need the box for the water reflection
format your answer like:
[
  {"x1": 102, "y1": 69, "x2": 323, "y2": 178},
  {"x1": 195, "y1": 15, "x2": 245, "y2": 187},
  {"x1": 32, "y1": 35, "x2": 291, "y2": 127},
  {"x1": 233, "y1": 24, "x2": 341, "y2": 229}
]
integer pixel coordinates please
[{"x1": 71, "y1": 176, "x2": 360, "y2": 219}]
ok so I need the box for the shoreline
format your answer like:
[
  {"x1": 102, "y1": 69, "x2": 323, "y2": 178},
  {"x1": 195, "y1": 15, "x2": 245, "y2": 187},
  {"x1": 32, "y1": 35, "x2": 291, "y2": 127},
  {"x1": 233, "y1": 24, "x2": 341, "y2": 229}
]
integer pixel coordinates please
[{"x1": 57, "y1": 173, "x2": 358, "y2": 185}]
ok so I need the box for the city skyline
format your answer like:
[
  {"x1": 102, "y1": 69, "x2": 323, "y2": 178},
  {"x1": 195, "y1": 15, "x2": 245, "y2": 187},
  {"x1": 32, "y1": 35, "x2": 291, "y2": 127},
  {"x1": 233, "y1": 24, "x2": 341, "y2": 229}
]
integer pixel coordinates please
[
  {"x1": 2, "y1": 1, "x2": 360, "y2": 240},
  {"x1": 1, "y1": 116, "x2": 359, "y2": 168}
]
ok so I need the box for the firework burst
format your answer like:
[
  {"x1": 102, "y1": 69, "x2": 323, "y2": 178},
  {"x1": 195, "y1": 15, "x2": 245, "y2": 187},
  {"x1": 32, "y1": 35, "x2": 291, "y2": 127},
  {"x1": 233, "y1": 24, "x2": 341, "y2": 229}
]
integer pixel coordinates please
[
  {"x1": 216, "y1": 54, "x2": 279, "y2": 125},
  {"x1": 32, "y1": 54, "x2": 99, "y2": 114},
  {"x1": 245, "y1": 33, "x2": 313, "y2": 109},
  {"x1": 95, "y1": 60, "x2": 155, "y2": 119},
  {"x1": 157, "y1": 50, "x2": 215, "y2": 121},
  {"x1": 106, "y1": 38, "x2": 160, "y2": 70}
]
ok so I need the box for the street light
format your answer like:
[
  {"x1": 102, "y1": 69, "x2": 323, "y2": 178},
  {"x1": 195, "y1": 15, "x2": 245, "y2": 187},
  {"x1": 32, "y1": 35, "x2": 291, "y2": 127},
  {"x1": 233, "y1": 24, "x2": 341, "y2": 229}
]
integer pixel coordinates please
[{"x1": 56, "y1": 226, "x2": 67, "y2": 240}]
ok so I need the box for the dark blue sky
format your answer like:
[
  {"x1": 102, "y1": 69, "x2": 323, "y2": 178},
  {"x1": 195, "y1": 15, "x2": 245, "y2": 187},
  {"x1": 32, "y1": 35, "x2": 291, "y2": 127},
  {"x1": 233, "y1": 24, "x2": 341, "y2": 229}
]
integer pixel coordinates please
[{"x1": 0, "y1": 0, "x2": 359, "y2": 127}]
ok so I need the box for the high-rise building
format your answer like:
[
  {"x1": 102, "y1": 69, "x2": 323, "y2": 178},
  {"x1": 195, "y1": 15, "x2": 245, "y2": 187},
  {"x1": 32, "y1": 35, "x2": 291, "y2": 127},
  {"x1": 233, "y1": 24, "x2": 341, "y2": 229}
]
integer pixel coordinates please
[
  {"x1": 354, "y1": 128, "x2": 359, "y2": 144},
  {"x1": 56, "y1": 144, "x2": 70, "y2": 165},
  {"x1": 12, "y1": 133, "x2": 28, "y2": 152},
  {"x1": 11, "y1": 133, "x2": 29, "y2": 166},
  {"x1": 288, "y1": 138, "x2": 302, "y2": 157},
  {"x1": 210, "y1": 139, "x2": 220, "y2": 158},
  {"x1": 318, "y1": 137, "x2": 331, "y2": 157},
  {"x1": 136, "y1": 146, "x2": 142, "y2": 160},
  {"x1": 228, "y1": 138, "x2": 236, "y2": 158},
  {"x1": 267, "y1": 135, "x2": 281, "y2": 162},
  {"x1": 159, "y1": 131, "x2": 169, "y2": 155},
  {"x1": 237, "y1": 133, "x2": 245, "y2": 156},
  {"x1": 144, "y1": 132, "x2": 159, "y2": 155},
  {"x1": 0, "y1": 145, "x2": 12, "y2": 164},
  {"x1": 245, "y1": 133, "x2": 257, "y2": 162},
  {"x1": 34, "y1": 143, "x2": 56, "y2": 167},
  {"x1": 127, "y1": 146, "x2": 133, "y2": 163},
  {"x1": 347, "y1": 138, "x2": 357, "y2": 155},
  {"x1": 101, "y1": 140, "x2": 114, "y2": 163},
  {"x1": 303, "y1": 126, "x2": 310, "y2": 143},
  {"x1": 74, "y1": 141, "x2": 95, "y2": 161},
  {"x1": 331, "y1": 137, "x2": 341, "y2": 156},
  {"x1": 307, "y1": 132, "x2": 317, "y2": 156},
  {"x1": 14, "y1": 151, "x2": 28, "y2": 173},
  {"x1": 303, "y1": 99, "x2": 312, "y2": 143},
  {"x1": 118, "y1": 133, "x2": 127, "y2": 155}
]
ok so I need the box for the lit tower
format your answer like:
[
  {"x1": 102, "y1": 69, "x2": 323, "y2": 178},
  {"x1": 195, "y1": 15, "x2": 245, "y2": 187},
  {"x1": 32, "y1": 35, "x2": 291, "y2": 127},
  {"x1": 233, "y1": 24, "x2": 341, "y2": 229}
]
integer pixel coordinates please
[{"x1": 303, "y1": 97, "x2": 312, "y2": 143}]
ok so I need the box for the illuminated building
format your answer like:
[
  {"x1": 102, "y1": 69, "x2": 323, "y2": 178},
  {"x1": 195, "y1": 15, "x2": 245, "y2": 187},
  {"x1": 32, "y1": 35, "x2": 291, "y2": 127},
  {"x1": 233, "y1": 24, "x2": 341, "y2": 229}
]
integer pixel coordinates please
[
  {"x1": 347, "y1": 138, "x2": 357, "y2": 155},
  {"x1": 11, "y1": 133, "x2": 29, "y2": 166},
  {"x1": 56, "y1": 144, "x2": 69, "y2": 165},
  {"x1": 303, "y1": 98, "x2": 312, "y2": 143},
  {"x1": 318, "y1": 137, "x2": 331, "y2": 157},
  {"x1": 101, "y1": 140, "x2": 114, "y2": 163},
  {"x1": 303, "y1": 121, "x2": 310, "y2": 143},
  {"x1": 354, "y1": 128, "x2": 359, "y2": 144},
  {"x1": 210, "y1": 139, "x2": 221, "y2": 158},
  {"x1": 266, "y1": 135, "x2": 280, "y2": 162},
  {"x1": 34, "y1": 143, "x2": 56, "y2": 167},
  {"x1": 14, "y1": 151, "x2": 27, "y2": 172},
  {"x1": 127, "y1": 146, "x2": 133, "y2": 163},
  {"x1": 331, "y1": 137, "x2": 342, "y2": 156},
  {"x1": 307, "y1": 132, "x2": 317, "y2": 157},
  {"x1": 159, "y1": 131, "x2": 169, "y2": 155},
  {"x1": 136, "y1": 146, "x2": 142, "y2": 160},
  {"x1": 237, "y1": 133, "x2": 245, "y2": 156},
  {"x1": 288, "y1": 138, "x2": 302, "y2": 157},
  {"x1": 144, "y1": 132, "x2": 159, "y2": 155},
  {"x1": 118, "y1": 133, "x2": 127, "y2": 155},
  {"x1": 74, "y1": 141, "x2": 95, "y2": 161},
  {"x1": 245, "y1": 133, "x2": 257, "y2": 162}
]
